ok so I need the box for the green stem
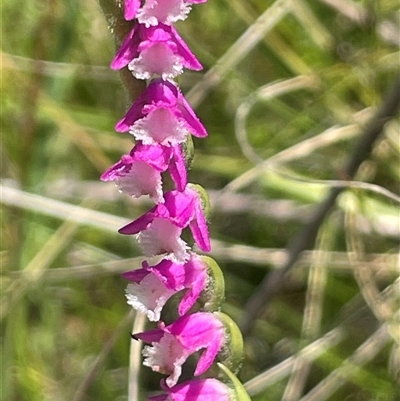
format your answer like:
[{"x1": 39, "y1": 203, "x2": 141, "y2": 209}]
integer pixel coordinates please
[{"x1": 98, "y1": 0, "x2": 145, "y2": 102}]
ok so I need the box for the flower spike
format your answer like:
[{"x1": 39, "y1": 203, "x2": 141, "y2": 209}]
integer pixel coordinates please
[{"x1": 99, "y1": 0, "x2": 252, "y2": 398}]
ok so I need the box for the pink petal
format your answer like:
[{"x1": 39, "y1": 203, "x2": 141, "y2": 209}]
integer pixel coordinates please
[
  {"x1": 165, "y1": 313, "x2": 225, "y2": 376},
  {"x1": 118, "y1": 188, "x2": 207, "y2": 261},
  {"x1": 119, "y1": 207, "x2": 158, "y2": 234},
  {"x1": 166, "y1": 313, "x2": 223, "y2": 349},
  {"x1": 135, "y1": 313, "x2": 224, "y2": 386},
  {"x1": 115, "y1": 94, "x2": 147, "y2": 132},
  {"x1": 123, "y1": 256, "x2": 207, "y2": 319},
  {"x1": 163, "y1": 190, "x2": 196, "y2": 227},
  {"x1": 124, "y1": 0, "x2": 141, "y2": 20},
  {"x1": 151, "y1": 378, "x2": 230, "y2": 401},
  {"x1": 145, "y1": 79, "x2": 179, "y2": 109},
  {"x1": 123, "y1": 261, "x2": 183, "y2": 321},
  {"x1": 170, "y1": 25, "x2": 202, "y2": 70},
  {"x1": 111, "y1": 26, "x2": 140, "y2": 70},
  {"x1": 133, "y1": 327, "x2": 164, "y2": 343},
  {"x1": 177, "y1": 92, "x2": 208, "y2": 138},
  {"x1": 149, "y1": 259, "x2": 187, "y2": 290},
  {"x1": 131, "y1": 142, "x2": 171, "y2": 171},
  {"x1": 100, "y1": 154, "x2": 133, "y2": 181},
  {"x1": 189, "y1": 202, "x2": 211, "y2": 252},
  {"x1": 116, "y1": 80, "x2": 206, "y2": 142},
  {"x1": 122, "y1": 268, "x2": 149, "y2": 282},
  {"x1": 194, "y1": 332, "x2": 224, "y2": 375},
  {"x1": 178, "y1": 254, "x2": 208, "y2": 315},
  {"x1": 101, "y1": 143, "x2": 174, "y2": 203},
  {"x1": 168, "y1": 145, "x2": 187, "y2": 191}
]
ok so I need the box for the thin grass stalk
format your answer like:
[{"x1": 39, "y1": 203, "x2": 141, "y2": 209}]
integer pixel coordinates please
[
  {"x1": 1, "y1": 215, "x2": 81, "y2": 320},
  {"x1": 282, "y1": 221, "x2": 331, "y2": 400},
  {"x1": 344, "y1": 194, "x2": 400, "y2": 344},
  {"x1": 72, "y1": 310, "x2": 136, "y2": 401},
  {"x1": 298, "y1": 323, "x2": 393, "y2": 401},
  {"x1": 244, "y1": 326, "x2": 345, "y2": 396},
  {"x1": 186, "y1": 0, "x2": 292, "y2": 107},
  {"x1": 128, "y1": 312, "x2": 146, "y2": 401}
]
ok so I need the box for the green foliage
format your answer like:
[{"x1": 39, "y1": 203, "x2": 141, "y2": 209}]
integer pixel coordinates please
[{"x1": 2, "y1": 0, "x2": 399, "y2": 400}]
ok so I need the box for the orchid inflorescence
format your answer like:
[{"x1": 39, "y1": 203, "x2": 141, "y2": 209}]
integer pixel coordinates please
[{"x1": 101, "y1": 1, "x2": 251, "y2": 399}]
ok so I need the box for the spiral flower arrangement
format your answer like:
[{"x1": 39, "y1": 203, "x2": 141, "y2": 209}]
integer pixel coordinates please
[{"x1": 100, "y1": 1, "x2": 251, "y2": 399}]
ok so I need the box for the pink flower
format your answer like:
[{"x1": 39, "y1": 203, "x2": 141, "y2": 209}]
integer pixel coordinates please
[
  {"x1": 115, "y1": 79, "x2": 207, "y2": 146},
  {"x1": 119, "y1": 187, "x2": 210, "y2": 263},
  {"x1": 111, "y1": 23, "x2": 202, "y2": 79},
  {"x1": 123, "y1": 0, "x2": 207, "y2": 26},
  {"x1": 133, "y1": 312, "x2": 225, "y2": 387},
  {"x1": 124, "y1": 0, "x2": 141, "y2": 20},
  {"x1": 100, "y1": 142, "x2": 187, "y2": 202},
  {"x1": 123, "y1": 253, "x2": 209, "y2": 321},
  {"x1": 149, "y1": 378, "x2": 231, "y2": 401}
]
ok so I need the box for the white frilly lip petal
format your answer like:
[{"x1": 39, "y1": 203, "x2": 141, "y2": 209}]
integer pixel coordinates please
[
  {"x1": 142, "y1": 333, "x2": 188, "y2": 387},
  {"x1": 137, "y1": 0, "x2": 191, "y2": 27},
  {"x1": 129, "y1": 108, "x2": 189, "y2": 146},
  {"x1": 138, "y1": 218, "x2": 190, "y2": 263},
  {"x1": 117, "y1": 161, "x2": 164, "y2": 203},
  {"x1": 125, "y1": 274, "x2": 175, "y2": 321},
  {"x1": 128, "y1": 43, "x2": 184, "y2": 80}
]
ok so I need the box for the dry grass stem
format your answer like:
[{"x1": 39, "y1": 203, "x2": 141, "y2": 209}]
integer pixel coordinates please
[
  {"x1": 187, "y1": 0, "x2": 292, "y2": 107},
  {"x1": 282, "y1": 225, "x2": 331, "y2": 400},
  {"x1": 345, "y1": 196, "x2": 400, "y2": 344},
  {"x1": 244, "y1": 327, "x2": 345, "y2": 396},
  {"x1": 129, "y1": 313, "x2": 146, "y2": 401},
  {"x1": 3, "y1": 1, "x2": 399, "y2": 398},
  {"x1": 299, "y1": 323, "x2": 393, "y2": 401},
  {"x1": 72, "y1": 310, "x2": 136, "y2": 401}
]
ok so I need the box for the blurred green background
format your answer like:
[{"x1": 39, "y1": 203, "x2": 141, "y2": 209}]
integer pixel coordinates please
[{"x1": 1, "y1": 0, "x2": 399, "y2": 400}]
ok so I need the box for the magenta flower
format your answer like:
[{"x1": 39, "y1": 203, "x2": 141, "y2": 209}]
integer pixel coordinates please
[
  {"x1": 100, "y1": 142, "x2": 187, "y2": 202},
  {"x1": 133, "y1": 312, "x2": 225, "y2": 387},
  {"x1": 111, "y1": 23, "x2": 202, "y2": 79},
  {"x1": 115, "y1": 79, "x2": 207, "y2": 146},
  {"x1": 123, "y1": 0, "x2": 208, "y2": 26},
  {"x1": 124, "y1": 0, "x2": 141, "y2": 20},
  {"x1": 149, "y1": 378, "x2": 231, "y2": 401},
  {"x1": 119, "y1": 187, "x2": 210, "y2": 263},
  {"x1": 123, "y1": 253, "x2": 208, "y2": 321}
]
